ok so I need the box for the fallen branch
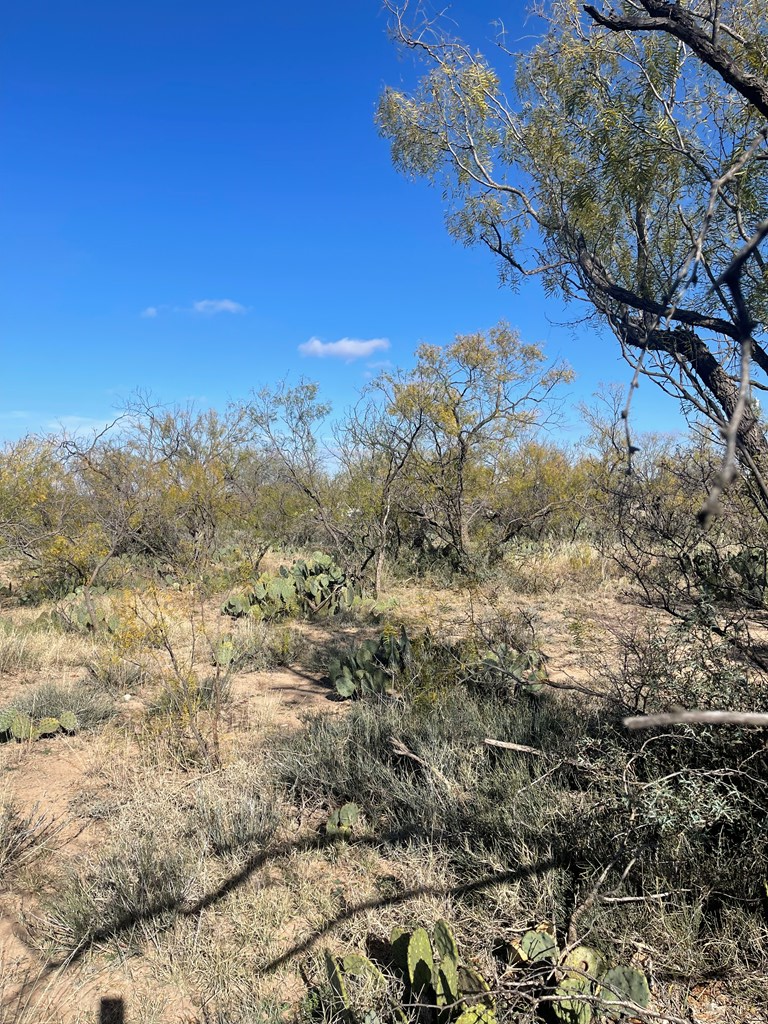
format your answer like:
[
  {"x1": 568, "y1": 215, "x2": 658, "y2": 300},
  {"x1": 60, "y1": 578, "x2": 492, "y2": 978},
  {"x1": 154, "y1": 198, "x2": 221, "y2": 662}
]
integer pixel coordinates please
[
  {"x1": 623, "y1": 710, "x2": 768, "y2": 730},
  {"x1": 390, "y1": 737, "x2": 454, "y2": 790},
  {"x1": 483, "y1": 738, "x2": 582, "y2": 767}
]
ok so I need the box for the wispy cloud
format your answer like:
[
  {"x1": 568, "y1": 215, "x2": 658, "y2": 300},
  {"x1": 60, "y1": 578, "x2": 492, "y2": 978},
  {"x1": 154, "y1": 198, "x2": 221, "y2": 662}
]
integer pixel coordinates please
[
  {"x1": 139, "y1": 299, "x2": 248, "y2": 318},
  {"x1": 0, "y1": 410, "x2": 31, "y2": 421},
  {"x1": 192, "y1": 299, "x2": 247, "y2": 315},
  {"x1": 299, "y1": 336, "x2": 390, "y2": 361}
]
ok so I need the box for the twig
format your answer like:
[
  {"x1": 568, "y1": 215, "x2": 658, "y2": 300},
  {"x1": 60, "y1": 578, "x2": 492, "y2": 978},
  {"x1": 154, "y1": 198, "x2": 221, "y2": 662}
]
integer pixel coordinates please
[
  {"x1": 624, "y1": 710, "x2": 768, "y2": 729},
  {"x1": 389, "y1": 737, "x2": 454, "y2": 790},
  {"x1": 483, "y1": 738, "x2": 582, "y2": 767}
]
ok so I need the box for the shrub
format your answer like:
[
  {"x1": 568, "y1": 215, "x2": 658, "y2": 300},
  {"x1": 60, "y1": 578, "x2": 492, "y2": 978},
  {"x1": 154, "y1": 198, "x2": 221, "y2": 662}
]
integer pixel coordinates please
[
  {"x1": 0, "y1": 794, "x2": 59, "y2": 880},
  {"x1": 192, "y1": 765, "x2": 280, "y2": 858},
  {"x1": 9, "y1": 680, "x2": 115, "y2": 730},
  {"x1": 275, "y1": 663, "x2": 768, "y2": 986},
  {"x1": 45, "y1": 834, "x2": 197, "y2": 954}
]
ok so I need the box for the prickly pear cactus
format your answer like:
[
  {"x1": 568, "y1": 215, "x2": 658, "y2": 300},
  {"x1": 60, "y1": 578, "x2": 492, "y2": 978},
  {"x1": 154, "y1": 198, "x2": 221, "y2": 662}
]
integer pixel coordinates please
[
  {"x1": 601, "y1": 965, "x2": 650, "y2": 1017},
  {"x1": 341, "y1": 954, "x2": 386, "y2": 987},
  {"x1": 552, "y1": 976, "x2": 593, "y2": 1024},
  {"x1": 213, "y1": 639, "x2": 235, "y2": 667},
  {"x1": 11, "y1": 712, "x2": 34, "y2": 741},
  {"x1": 221, "y1": 593, "x2": 252, "y2": 618},
  {"x1": 431, "y1": 919, "x2": 459, "y2": 1007},
  {"x1": 507, "y1": 924, "x2": 558, "y2": 968},
  {"x1": 58, "y1": 710, "x2": 79, "y2": 734},
  {"x1": 36, "y1": 717, "x2": 61, "y2": 737},
  {"x1": 454, "y1": 1008, "x2": 496, "y2": 1024},
  {"x1": 390, "y1": 926, "x2": 411, "y2": 972},
  {"x1": 324, "y1": 951, "x2": 351, "y2": 1012},
  {"x1": 407, "y1": 927, "x2": 435, "y2": 992},
  {"x1": 552, "y1": 946, "x2": 603, "y2": 1024},
  {"x1": 328, "y1": 629, "x2": 411, "y2": 699},
  {"x1": 0, "y1": 708, "x2": 15, "y2": 735},
  {"x1": 326, "y1": 802, "x2": 360, "y2": 835}
]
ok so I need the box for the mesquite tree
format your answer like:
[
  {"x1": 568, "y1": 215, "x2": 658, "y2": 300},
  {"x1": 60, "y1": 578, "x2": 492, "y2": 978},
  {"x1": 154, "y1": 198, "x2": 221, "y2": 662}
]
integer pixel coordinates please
[{"x1": 379, "y1": 0, "x2": 768, "y2": 518}]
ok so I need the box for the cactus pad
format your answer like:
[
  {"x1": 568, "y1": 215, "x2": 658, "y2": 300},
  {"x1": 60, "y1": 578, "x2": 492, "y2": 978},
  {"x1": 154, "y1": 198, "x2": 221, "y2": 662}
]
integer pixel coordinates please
[
  {"x1": 0, "y1": 708, "x2": 16, "y2": 735},
  {"x1": 601, "y1": 965, "x2": 650, "y2": 1016},
  {"x1": 518, "y1": 926, "x2": 558, "y2": 965},
  {"x1": 324, "y1": 951, "x2": 350, "y2": 1011},
  {"x1": 36, "y1": 717, "x2": 61, "y2": 737},
  {"x1": 407, "y1": 927, "x2": 435, "y2": 992},
  {"x1": 433, "y1": 919, "x2": 460, "y2": 1004},
  {"x1": 326, "y1": 802, "x2": 359, "y2": 835},
  {"x1": 11, "y1": 712, "x2": 34, "y2": 741},
  {"x1": 341, "y1": 953, "x2": 385, "y2": 987},
  {"x1": 59, "y1": 710, "x2": 79, "y2": 733}
]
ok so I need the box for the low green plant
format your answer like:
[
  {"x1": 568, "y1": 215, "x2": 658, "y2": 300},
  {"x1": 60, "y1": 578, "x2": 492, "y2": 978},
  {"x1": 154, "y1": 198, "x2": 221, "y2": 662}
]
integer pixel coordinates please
[
  {"x1": 0, "y1": 706, "x2": 79, "y2": 742},
  {"x1": 221, "y1": 552, "x2": 360, "y2": 622},
  {"x1": 328, "y1": 627, "x2": 412, "y2": 698},
  {"x1": 7, "y1": 680, "x2": 114, "y2": 733},
  {"x1": 469, "y1": 645, "x2": 548, "y2": 696},
  {"x1": 44, "y1": 586, "x2": 121, "y2": 634},
  {"x1": 508, "y1": 925, "x2": 649, "y2": 1022},
  {"x1": 325, "y1": 801, "x2": 360, "y2": 836},
  {"x1": 322, "y1": 920, "x2": 495, "y2": 1024},
  {"x1": 329, "y1": 627, "x2": 547, "y2": 701}
]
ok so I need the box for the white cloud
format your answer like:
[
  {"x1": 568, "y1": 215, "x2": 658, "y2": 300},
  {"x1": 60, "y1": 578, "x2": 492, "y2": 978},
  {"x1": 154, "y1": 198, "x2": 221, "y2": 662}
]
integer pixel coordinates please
[
  {"x1": 141, "y1": 306, "x2": 158, "y2": 318},
  {"x1": 0, "y1": 410, "x2": 31, "y2": 421},
  {"x1": 299, "y1": 336, "x2": 390, "y2": 361},
  {"x1": 192, "y1": 299, "x2": 247, "y2": 315}
]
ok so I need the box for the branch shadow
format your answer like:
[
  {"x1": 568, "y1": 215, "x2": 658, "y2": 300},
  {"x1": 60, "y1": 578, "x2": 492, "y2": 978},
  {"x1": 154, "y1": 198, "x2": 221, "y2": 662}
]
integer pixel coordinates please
[{"x1": 16, "y1": 825, "x2": 564, "y2": 1008}]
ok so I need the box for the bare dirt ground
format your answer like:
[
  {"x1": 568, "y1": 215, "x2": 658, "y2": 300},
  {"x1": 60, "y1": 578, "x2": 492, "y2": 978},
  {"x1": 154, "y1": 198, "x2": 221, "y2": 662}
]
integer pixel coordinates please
[{"x1": 0, "y1": 579, "x2": 755, "y2": 1024}]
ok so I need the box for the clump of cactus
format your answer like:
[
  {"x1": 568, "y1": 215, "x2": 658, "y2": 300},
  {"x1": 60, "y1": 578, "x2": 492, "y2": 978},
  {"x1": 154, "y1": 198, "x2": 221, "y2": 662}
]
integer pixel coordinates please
[
  {"x1": 221, "y1": 553, "x2": 360, "y2": 621},
  {"x1": 471, "y1": 645, "x2": 548, "y2": 696},
  {"x1": 40, "y1": 586, "x2": 120, "y2": 634},
  {"x1": 329, "y1": 627, "x2": 548, "y2": 702},
  {"x1": 508, "y1": 924, "x2": 650, "y2": 1022},
  {"x1": 325, "y1": 801, "x2": 360, "y2": 836},
  {"x1": 329, "y1": 626, "x2": 412, "y2": 698},
  {"x1": 0, "y1": 707, "x2": 79, "y2": 742},
  {"x1": 323, "y1": 919, "x2": 495, "y2": 1024}
]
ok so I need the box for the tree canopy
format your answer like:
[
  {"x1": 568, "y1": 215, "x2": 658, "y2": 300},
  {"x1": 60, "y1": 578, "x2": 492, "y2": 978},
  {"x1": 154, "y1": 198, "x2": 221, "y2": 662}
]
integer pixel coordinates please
[{"x1": 378, "y1": 0, "x2": 768, "y2": 514}]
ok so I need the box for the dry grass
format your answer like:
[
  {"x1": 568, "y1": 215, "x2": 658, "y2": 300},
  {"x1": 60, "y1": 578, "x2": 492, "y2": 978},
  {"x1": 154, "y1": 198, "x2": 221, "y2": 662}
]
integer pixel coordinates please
[
  {"x1": 0, "y1": 622, "x2": 98, "y2": 675},
  {"x1": 1, "y1": 551, "x2": 765, "y2": 1024}
]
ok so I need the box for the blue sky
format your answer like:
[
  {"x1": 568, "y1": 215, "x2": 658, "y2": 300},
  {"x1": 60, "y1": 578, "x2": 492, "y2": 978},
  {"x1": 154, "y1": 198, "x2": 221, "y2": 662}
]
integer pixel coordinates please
[{"x1": 1, "y1": 1, "x2": 682, "y2": 444}]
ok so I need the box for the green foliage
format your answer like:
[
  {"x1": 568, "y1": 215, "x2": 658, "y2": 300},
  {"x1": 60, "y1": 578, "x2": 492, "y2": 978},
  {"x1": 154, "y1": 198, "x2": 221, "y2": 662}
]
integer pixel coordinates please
[
  {"x1": 10, "y1": 712, "x2": 34, "y2": 741},
  {"x1": 472, "y1": 645, "x2": 548, "y2": 697},
  {"x1": 378, "y1": 1, "x2": 768, "y2": 489},
  {"x1": 322, "y1": 920, "x2": 495, "y2": 1024},
  {"x1": 221, "y1": 552, "x2": 360, "y2": 621},
  {"x1": 325, "y1": 801, "x2": 360, "y2": 836},
  {"x1": 0, "y1": 705, "x2": 79, "y2": 742},
  {"x1": 508, "y1": 927, "x2": 648, "y2": 1023},
  {"x1": 221, "y1": 593, "x2": 252, "y2": 618},
  {"x1": 58, "y1": 710, "x2": 79, "y2": 733},
  {"x1": 690, "y1": 546, "x2": 767, "y2": 608},
  {"x1": 329, "y1": 625, "x2": 548, "y2": 702},
  {"x1": 51, "y1": 586, "x2": 121, "y2": 634},
  {"x1": 212, "y1": 638, "x2": 235, "y2": 667},
  {"x1": 601, "y1": 966, "x2": 651, "y2": 1019},
  {"x1": 279, "y1": 654, "x2": 768, "y2": 988},
  {"x1": 328, "y1": 626, "x2": 412, "y2": 698}
]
